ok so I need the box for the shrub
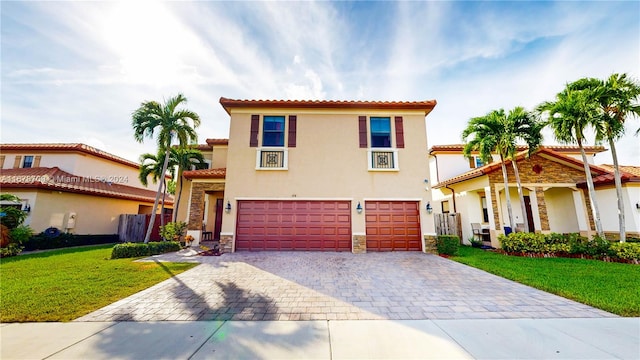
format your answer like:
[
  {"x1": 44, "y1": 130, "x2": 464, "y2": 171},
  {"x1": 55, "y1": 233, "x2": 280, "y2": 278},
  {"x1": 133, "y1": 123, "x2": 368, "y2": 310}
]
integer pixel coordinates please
[
  {"x1": 159, "y1": 222, "x2": 187, "y2": 242},
  {"x1": 568, "y1": 234, "x2": 590, "y2": 254},
  {"x1": 22, "y1": 233, "x2": 118, "y2": 251},
  {"x1": 585, "y1": 235, "x2": 613, "y2": 258},
  {"x1": 500, "y1": 232, "x2": 546, "y2": 253},
  {"x1": 437, "y1": 235, "x2": 459, "y2": 256},
  {"x1": 0, "y1": 243, "x2": 23, "y2": 258},
  {"x1": 111, "y1": 241, "x2": 181, "y2": 259},
  {"x1": 610, "y1": 242, "x2": 640, "y2": 261},
  {"x1": 9, "y1": 225, "x2": 33, "y2": 245}
]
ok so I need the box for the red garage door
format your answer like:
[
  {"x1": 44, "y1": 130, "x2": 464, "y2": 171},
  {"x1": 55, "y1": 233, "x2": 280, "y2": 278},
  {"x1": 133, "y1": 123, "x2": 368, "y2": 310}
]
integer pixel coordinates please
[
  {"x1": 365, "y1": 201, "x2": 421, "y2": 251},
  {"x1": 236, "y1": 200, "x2": 351, "y2": 251}
]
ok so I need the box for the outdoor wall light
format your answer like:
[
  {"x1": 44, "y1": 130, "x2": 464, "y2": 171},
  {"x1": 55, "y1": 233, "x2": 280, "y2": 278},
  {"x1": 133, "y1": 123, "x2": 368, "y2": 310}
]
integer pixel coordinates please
[
  {"x1": 426, "y1": 202, "x2": 433, "y2": 214},
  {"x1": 23, "y1": 204, "x2": 31, "y2": 213},
  {"x1": 356, "y1": 202, "x2": 363, "y2": 214},
  {"x1": 636, "y1": 202, "x2": 640, "y2": 210},
  {"x1": 225, "y1": 201, "x2": 232, "y2": 213}
]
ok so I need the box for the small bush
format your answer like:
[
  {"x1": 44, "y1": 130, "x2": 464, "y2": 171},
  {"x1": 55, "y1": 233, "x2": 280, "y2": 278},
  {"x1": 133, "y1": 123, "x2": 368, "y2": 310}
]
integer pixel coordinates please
[
  {"x1": 0, "y1": 243, "x2": 23, "y2": 257},
  {"x1": 10, "y1": 225, "x2": 33, "y2": 245},
  {"x1": 585, "y1": 235, "x2": 613, "y2": 258},
  {"x1": 111, "y1": 241, "x2": 181, "y2": 259},
  {"x1": 159, "y1": 222, "x2": 187, "y2": 242},
  {"x1": 500, "y1": 232, "x2": 546, "y2": 253},
  {"x1": 610, "y1": 242, "x2": 640, "y2": 261},
  {"x1": 437, "y1": 235, "x2": 459, "y2": 256}
]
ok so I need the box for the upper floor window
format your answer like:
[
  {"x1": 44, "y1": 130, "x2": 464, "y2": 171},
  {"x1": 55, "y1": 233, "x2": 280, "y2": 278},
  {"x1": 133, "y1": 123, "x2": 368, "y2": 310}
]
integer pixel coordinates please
[
  {"x1": 469, "y1": 156, "x2": 484, "y2": 169},
  {"x1": 262, "y1": 116, "x2": 285, "y2": 147},
  {"x1": 370, "y1": 117, "x2": 391, "y2": 148},
  {"x1": 22, "y1": 156, "x2": 34, "y2": 168}
]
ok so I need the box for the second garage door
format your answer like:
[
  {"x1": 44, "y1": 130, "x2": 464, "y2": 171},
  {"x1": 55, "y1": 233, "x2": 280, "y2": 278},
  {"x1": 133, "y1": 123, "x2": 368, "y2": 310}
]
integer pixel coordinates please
[
  {"x1": 236, "y1": 200, "x2": 351, "y2": 251},
  {"x1": 365, "y1": 201, "x2": 421, "y2": 251}
]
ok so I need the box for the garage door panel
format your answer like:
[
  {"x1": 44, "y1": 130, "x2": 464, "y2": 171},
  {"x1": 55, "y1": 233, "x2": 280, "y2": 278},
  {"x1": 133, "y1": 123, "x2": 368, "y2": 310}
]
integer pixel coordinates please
[
  {"x1": 236, "y1": 200, "x2": 351, "y2": 251},
  {"x1": 365, "y1": 201, "x2": 421, "y2": 252}
]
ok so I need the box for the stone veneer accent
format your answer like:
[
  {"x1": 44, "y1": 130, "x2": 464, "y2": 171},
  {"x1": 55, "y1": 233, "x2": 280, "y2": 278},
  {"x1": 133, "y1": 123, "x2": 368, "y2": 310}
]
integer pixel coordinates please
[
  {"x1": 534, "y1": 187, "x2": 549, "y2": 231},
  {"x1": 352, "y1": 235, "x2": 366, "y2": 254},
  {"x1": 219, "y1": 234, "x2": 234, "y2": 253},
  {"x1": 187, "y1": 182, "x2": 225, "y2": 231},
  {"x1": 423, "y1": 235, "x2": 437, "y2": 254}
]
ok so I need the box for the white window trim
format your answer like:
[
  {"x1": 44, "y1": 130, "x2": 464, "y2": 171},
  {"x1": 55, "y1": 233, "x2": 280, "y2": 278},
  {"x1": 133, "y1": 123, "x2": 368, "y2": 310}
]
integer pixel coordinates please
[
  {"x1": 255, "y1": 147, "x2": 288, "y2": 170},
  {"x1": 367, "y1": 148, "x2": 399, "y2": 171}
]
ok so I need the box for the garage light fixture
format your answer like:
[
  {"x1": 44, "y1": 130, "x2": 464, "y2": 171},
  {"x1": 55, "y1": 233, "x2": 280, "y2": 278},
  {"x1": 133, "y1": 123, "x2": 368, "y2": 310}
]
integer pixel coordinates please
[
  {"x1": 426, "y1": 202, "x2": 433, "y2": 214},
  {"x1": 225, "y1": 201, "x2": 232, "y2": 213},
  {"x1": 356, "y1": 202, "x2": 363, "y2": 214}
]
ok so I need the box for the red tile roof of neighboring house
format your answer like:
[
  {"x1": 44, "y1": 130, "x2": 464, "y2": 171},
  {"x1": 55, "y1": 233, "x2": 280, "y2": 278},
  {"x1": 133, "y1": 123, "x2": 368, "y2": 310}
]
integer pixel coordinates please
[
  {"x1": 0, "y1": 167, "x2": 172, "y2": 204},
  {"x1": 577, "y1": 165, "x2": 640, "y2": 188},
  {"x1": 598, "y1": 164, "x2": 640, "y2": 177},
  {"x1": 0, "y1": 143, "x2": 141, "y2": 170},
  {"x1": 206, "y1": 138, "x2": 229, "y2": 145},
  {"x1": 183, "y1": 168, "x2": 226, "y2": 179},
  {"x1": 433, "y1": 147, "x2": 610, "y2": 189},
  {"x1": 429, "y1": 144, "x2": 606, "y2": 154},
  {"x1": 219, "y1": 97, "x2": 437, "y2": 115}
]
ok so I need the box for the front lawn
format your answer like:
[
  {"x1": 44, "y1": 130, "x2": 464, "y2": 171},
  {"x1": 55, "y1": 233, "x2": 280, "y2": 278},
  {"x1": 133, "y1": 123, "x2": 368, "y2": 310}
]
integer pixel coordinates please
[
  {"x1": 451, "y1": 246, "x2": 640, "y2": 317},
  {"x1": 0, "y1": 245, "x2": 197, "y2": 322}
]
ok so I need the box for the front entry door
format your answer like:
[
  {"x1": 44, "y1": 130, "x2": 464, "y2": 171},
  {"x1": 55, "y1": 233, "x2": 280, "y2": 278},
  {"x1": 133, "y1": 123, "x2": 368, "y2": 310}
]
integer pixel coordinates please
[
  {"x1": 524, "y1": 196, "x2": 535, "y2": 232},
  {"x1": 214, "y1": 198, "x2": 223, "y2": 241}
]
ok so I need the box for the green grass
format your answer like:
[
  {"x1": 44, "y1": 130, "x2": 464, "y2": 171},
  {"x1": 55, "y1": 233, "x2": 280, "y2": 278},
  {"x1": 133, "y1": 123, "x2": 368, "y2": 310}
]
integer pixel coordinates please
[
  {"x1": 451, "y1": 246, "x2": 640, "y2": 317},
  {"x1": 0, "y1": 245, "x2": 198, "y2": 322}
]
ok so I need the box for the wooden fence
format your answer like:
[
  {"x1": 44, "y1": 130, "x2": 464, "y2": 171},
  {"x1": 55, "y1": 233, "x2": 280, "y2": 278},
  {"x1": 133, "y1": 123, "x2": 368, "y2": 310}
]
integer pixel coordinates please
[
  {"x1": 118, "y1": 214, "x2": 171, "y2": 242},
  {"x1": 434, "y1": 213, "x2": 462, "y2": 241}
]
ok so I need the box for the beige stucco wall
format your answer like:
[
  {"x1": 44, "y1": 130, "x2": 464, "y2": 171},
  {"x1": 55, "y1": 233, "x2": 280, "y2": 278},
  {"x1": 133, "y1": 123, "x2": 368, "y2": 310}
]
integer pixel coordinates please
[
  {"x1": 8, "y1": 189, "x2": 152, "y2": 234},
  {"x1": 211, "y1": 145, "x2": 228, "y2": 168},
  {"x1": 594, "y1": 184, "x2": 640, "y2": 234},
  {"x1": 545, "y1": 187, "x2": 580, "y2": 233},
  {"x1": 222, "y1": 108, "x2": 433, "y2": 239}
]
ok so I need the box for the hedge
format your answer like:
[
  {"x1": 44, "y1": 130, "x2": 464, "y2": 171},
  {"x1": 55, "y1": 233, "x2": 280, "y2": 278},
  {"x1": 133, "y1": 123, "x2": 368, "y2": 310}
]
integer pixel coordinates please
[
  {"x1": 23, "y1": 232, "x2": 118, "y2": 251},
  {"x1": 437, "y1": 235, "x2": 460, "y2": 256},
  {"x1": 499, "y1": 232, "x2": 639, "y2": 262},
  {"x1": 111, "y1": 241, "x2": 181, "y2": 259}
]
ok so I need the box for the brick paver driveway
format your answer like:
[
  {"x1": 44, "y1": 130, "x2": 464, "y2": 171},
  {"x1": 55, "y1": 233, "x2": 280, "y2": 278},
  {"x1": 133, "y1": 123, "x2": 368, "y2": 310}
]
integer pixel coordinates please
[{"x1": 76, "y1": 252, "x2": 614, "y2": 322}]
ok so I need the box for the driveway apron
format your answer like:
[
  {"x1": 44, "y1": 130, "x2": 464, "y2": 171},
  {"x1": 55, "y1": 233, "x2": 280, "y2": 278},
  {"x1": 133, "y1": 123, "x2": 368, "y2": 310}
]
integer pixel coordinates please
[{"x1": 75, "y1": 252, "x2": 614, "y2": 322}]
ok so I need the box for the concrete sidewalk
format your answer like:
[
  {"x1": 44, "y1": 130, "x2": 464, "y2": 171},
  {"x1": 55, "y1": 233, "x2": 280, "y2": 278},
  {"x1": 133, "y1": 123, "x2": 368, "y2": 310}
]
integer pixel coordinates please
[{"x1": 2, "y1": 318, "x2": 639, "y2": 359}]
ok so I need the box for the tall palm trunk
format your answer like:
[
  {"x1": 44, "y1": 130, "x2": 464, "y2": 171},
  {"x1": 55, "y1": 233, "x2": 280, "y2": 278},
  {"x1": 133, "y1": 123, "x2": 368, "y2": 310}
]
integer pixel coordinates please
[
  {"x1": 511, "y1": 160, "x2": 529, "y2": 232},
  {"x1": 499, "y1": 154, "x2": 515, "y2": 231},
  {"x1": 173, "y1": 170, "x2": 183, "y2": 223},
  {"x1": 161, "y1": 178, "x2": 167, "y2": 228},
  {"x1": 577, "y1": 138, "x2": 604, "y2": 237},
  {"x1": 608, "y1": 137, "x2": 625, "y2": 242},
  {"x1": 144, "y1": 146, "x2": 171, "y2": 243}
]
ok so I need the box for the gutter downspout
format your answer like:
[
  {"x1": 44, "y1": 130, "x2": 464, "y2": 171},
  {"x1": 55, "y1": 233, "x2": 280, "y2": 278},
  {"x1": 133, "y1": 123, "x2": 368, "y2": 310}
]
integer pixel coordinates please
[{"x1": 445, "y1": 185, "x2": 457, "y2": 213}]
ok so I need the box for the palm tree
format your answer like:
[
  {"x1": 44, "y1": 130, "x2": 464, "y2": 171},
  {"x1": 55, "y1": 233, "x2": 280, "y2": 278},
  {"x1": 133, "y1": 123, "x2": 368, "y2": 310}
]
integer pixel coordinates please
[
  {"x1": 132, "y1": 94, "x2": 200, "y2": 243},
  {"x1": 462, "y1": 109, "x2": 517, "y2": 231},
  {"x1": 537, "y1": 86, "x2": 604, "y2": 237},
  {"x1": 505, "y1": 107, "x2": 544, "y2": 233},
  {"x1": 570, "y1": 74, "x2": 640, "y2": 241},
  {"x1": 172, "y1": 147, "x2": 206, "y2": 223},
  {"x1": 138, "y1": 150, "x2": 174, "y2": 229}
]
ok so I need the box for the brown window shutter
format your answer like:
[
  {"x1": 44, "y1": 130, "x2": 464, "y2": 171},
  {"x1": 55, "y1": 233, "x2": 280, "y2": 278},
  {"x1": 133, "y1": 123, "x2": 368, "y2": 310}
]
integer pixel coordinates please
[
  {"x1": 358, "y1": 116, "x2": 367, "y2": 148},
  {"x1": 288, "y1": 115, "x2": 297, "y2": 148},
  {"x1": 13, "y1": 156, "x2": 22, "y2": 169},
  {"x1": 468, "y1": 157, "x2": 475, "y2": 168},
  {"x1": 34, "y1": 156, "x2": 42, "y2": 167},
  {"x1": 394, "y1": 116, "x2": 404, "y2": 148},
  {"x1": 250, "y1": 115, "x2": 259, "y2": 147},
  {"x1": 0, "y1": 155, "x2": 5, "y2": 168}
]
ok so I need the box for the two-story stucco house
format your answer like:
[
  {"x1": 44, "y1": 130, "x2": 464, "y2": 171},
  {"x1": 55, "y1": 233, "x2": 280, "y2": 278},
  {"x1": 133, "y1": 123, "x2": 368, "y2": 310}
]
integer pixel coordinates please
[
  {"x1": 0, "y1": 143, "x2": 171, "y2": 235},
  {"x1": 182, "y1": 97, "x2": 438, "y2": 253}
]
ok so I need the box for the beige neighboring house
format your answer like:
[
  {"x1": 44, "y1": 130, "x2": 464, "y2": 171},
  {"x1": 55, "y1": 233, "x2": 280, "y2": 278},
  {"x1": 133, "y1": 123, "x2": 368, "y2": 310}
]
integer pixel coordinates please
[
  {"x1": 182, "y1": 97, "x2": 438, "y2": 253},
  {"x1": 0, "y1": 143, "x2": 172, "y2": 235},
  {"x1": 430, "y1": 145, "x2": 640, "y2": 245}
]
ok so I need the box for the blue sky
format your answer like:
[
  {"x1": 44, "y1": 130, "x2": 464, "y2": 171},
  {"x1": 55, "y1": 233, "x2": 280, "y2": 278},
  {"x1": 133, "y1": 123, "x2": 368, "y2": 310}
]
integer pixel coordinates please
[{"x1": 2, "y1": 1, "x2": 639, "y2": 165}]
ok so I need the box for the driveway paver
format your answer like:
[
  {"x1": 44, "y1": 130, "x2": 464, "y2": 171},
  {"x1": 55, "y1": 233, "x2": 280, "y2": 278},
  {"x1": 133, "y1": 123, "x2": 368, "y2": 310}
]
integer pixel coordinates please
[{"x1": 75, "y1": 252, "x2": 614, "y2": 322}]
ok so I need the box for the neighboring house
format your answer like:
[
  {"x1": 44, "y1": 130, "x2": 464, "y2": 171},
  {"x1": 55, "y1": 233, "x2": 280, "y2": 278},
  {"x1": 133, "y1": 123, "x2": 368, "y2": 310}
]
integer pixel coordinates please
[
  {"x1": 182, "y1": 97, "x2": 438, "y2": 253},
  {"x1": 430, "y1": 145, "x2": 639, "y2": 245},
  {"x1": 0, "y1": 143, "x2": 171, "y2": 235}
]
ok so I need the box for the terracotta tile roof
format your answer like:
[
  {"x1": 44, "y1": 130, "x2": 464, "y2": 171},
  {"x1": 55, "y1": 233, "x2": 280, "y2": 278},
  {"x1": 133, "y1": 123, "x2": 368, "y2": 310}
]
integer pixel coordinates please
[
  {"x1": 429, "y1": 144, "x2": 606, "y2": 154},
  {"x1": 206, "y1": 138, "x2": 229, "y2": 145},
  {"x1": 433, "y1": 147, "x2": 610, "y2": 189},
  {"x1": 0, "y1": 143, "x2": 140, "y2": 170},
  {"x1": 219, "y1": 97, "x2": 437, "y2": 115},
  {"x1": 0, "y1": 167, "x2": 172, "y2": 204},
  {"x1": 183, "y1": 168, "x2": 226, "y2": 179},
  {"x1": 598, "y1": 164, "x2": 640, "y2": 177}
]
